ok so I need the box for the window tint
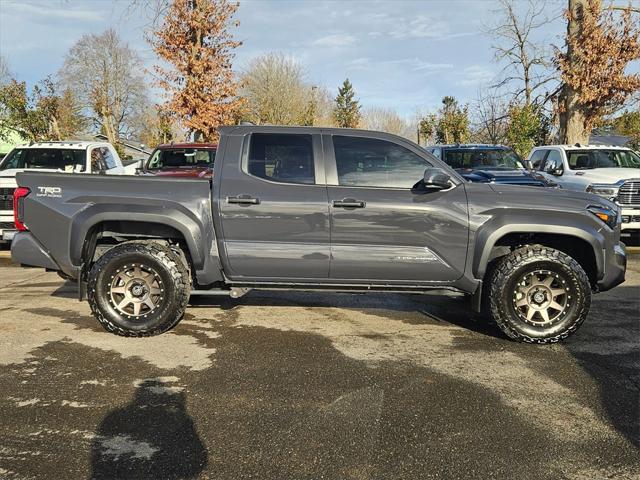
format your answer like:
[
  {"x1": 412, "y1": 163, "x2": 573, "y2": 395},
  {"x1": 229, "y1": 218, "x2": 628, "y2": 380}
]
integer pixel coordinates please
[
  {"x1": 333, "y1": 136, "x2": 431, "y2": 188},
  {"x1": 248, "y1": 134, "x2": 315, "y2": 184},
  {"x1": 529, "y1": 149, "x2": 548, "y2": 170},
  {"x1": 0, "y1": 148, "x2": 85, "y2": 171},
  {"x1": 542, "y1": 150, "x2": 563, "y2": 173}
]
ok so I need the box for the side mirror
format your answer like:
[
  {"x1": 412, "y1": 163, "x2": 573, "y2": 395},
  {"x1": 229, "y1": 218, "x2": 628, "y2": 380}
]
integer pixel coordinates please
[{"x1": 422, "y1": 167, "x2": 451, "y2": 190}]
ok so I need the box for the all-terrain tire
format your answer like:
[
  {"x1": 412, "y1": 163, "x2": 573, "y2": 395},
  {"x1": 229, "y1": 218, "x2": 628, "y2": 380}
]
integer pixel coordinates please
[
  {"x1": 87, "y1": 242, "x2": 190, "y2": 337},
  {"x1": 487, "y1": 244, "x2": 591, "y2": 344}
]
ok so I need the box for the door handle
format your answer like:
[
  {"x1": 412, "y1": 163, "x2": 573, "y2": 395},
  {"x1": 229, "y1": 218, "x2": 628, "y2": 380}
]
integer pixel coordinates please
[
  {"x1": 333, "y1": 199, "x2": 366, "y2": 208},
  {"x1": 227, "y1": 195, "x2": 260, "y2": 205}
]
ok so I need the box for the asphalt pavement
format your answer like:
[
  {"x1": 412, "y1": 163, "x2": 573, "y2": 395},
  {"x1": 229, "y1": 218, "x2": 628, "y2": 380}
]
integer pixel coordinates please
[{"x1": 0, "y1": 247, "x2": 638, "y2": 479}]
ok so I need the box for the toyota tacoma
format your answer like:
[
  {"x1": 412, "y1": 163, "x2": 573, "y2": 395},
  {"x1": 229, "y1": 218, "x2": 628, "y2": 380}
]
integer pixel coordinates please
[{"x1": 11, "y1": 126, "x2": 627, "y2": 343}]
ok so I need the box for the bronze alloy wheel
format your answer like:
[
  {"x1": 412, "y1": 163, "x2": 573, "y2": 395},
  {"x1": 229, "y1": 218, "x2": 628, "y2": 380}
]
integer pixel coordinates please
[
  {"x1": 512, "y1": 269, "x2": 570, "y2": 326},
  {"x1": 108, "y1": 263, "x2": 164, "y2": 318}
]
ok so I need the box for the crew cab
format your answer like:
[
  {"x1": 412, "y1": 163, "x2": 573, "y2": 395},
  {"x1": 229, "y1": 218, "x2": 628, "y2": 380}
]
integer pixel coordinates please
[
  {"x1": 527, "y1": 144, "x2": 640, "y2": 238},
  {"x1": 0, "y1": 141, "x2": 125, "y2": 243},
  {"x1": 427, "y1": 144, "x2": 555, "y2": 187},
  {"x1": 11, "y1": 126, "x2": 626, "y2": 344},
  {"x1": 139, "y1": 143, "x2": 217, "y2": 178}
]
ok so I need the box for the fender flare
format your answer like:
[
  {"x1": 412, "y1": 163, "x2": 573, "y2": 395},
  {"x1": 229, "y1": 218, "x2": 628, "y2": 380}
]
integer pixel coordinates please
[
  {"x1": 70, "y1": 203, "x2": 206, "y2": 269},
  {"x1": 472, "y1": 218, "x2": 605, "y2": 280}
]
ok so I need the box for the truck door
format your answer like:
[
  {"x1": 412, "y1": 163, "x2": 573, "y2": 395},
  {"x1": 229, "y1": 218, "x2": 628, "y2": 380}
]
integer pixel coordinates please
[
  {"x1": 217, "y1": 132, "x2": 330, "y2": 280},
  {"x1": 324, "y1": 133, "x2": 469, "y2": 282}
]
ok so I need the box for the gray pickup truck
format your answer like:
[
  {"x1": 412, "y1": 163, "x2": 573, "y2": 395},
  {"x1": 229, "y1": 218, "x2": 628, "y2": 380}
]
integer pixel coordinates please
[{"x1": 11, "y1": 126, "x2": 627, "y2": 343}]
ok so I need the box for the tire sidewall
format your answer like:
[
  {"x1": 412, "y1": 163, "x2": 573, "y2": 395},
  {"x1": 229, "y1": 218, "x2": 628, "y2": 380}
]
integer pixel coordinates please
[
  {"x1": 92, "y1": 250, "x2": 180, "y2": 334},
  {"x1": 498, "y1": 258, "x2": 587, "y2": 339}
]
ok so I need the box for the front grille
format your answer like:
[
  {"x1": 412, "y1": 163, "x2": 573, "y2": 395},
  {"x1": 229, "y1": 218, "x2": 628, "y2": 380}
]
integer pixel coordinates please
[
  {"x1": 0, "y1": 221, "x2": 14, "y2": 229},
  {"x1": 0, "y1": 187, "x2": 15, "y2": 211},
  {"x1": 618, "y1": 179, "x2": 640, "y2": 206}
]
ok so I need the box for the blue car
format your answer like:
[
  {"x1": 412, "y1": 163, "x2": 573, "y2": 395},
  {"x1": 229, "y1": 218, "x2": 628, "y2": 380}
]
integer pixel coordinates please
[{"x1": 426, "y1": 144, "x2": 557, "y2": 187}]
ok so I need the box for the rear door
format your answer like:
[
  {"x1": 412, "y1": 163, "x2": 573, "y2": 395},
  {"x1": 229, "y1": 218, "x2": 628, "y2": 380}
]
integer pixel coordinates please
[
  {"x1": 217, "y1": 131, "x2": 330, "y2": 280},
  {"x1": 324, "y1": 132, "x2": 469, "y2": 283}
]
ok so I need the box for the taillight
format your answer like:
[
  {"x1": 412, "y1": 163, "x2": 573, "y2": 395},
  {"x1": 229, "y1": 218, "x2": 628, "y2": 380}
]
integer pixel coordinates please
[{"x1": 13, "y1": 187, "x2": 30, "y2": 231}]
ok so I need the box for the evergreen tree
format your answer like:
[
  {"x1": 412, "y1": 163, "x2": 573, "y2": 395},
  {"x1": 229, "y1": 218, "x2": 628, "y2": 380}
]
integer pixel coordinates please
[{"x1": 333, "y1": 78, "x2": 361, "y2": 128}]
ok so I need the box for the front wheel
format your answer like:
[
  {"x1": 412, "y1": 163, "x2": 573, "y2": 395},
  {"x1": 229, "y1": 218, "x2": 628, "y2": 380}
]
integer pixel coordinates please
[
  {"x1": 87, "y1": 242, "x2": 190, "y2": 336},
  {"x1": 487, "y1": 245, "x2": 591, "y2": 344}
]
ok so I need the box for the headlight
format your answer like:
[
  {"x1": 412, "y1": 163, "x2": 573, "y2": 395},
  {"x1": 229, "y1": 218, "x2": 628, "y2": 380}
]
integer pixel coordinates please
[
  {"x1": 587, "y1": 205, "x2": 618, "y2": 229},
  {"x1": 586, "y1": 182, "x2": 623, "y2": 201}
]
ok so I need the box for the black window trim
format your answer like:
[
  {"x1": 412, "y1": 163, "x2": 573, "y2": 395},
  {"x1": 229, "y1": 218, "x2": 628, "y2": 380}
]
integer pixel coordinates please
[
  {"x1": 240, "y1": 132, "x2": 326, "y2": 187},
  {"x1": 322, "y1": 131, "x2": 460, "y2": 190}
]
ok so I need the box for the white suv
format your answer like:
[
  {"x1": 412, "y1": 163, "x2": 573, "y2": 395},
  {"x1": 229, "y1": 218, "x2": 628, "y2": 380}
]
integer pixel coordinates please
[
  {"x1": 526, "y1": 144, "x2": 640, "y2": 238},
  {"x1": 0, "y1": 141, "x2": 125, "y2": 243}
]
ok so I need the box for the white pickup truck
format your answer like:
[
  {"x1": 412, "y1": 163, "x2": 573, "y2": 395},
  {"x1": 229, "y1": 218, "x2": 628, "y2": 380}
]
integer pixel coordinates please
[
  {"x1": 0, "y1": 141, "x2": 125, "y2": 243},
  {"x1": 526, "y1": 144, "x2": 640, "y2": 238}
]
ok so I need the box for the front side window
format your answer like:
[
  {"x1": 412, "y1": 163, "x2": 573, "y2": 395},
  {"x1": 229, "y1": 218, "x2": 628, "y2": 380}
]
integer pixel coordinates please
[
  {"x1": 91, "y1": 148, "x2": 107, "y2": 173},
  {"x1": 529, "y1": 150, "x2": 548, "y2": 170},
  {"x1": 0, "y1": 148, "x2": 85, "y2": 171},
  {"x1": 333, "y1": 136, "x2": 431, "y2": 188},
  {"x1": 248, "y1": 134, "x2": 315, "y2": 184},
  {"x1": 542, "y1": 150, "x2": 563, "y2": 173},
  {"x1": 101, "y1": 147, "x2": 117, "y2": 170},
  {"x1": 568, "y1": 149, "x2": 640, "y2": 169}
]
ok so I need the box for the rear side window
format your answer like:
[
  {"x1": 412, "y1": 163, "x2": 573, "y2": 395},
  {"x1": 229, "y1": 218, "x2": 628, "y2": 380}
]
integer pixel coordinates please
[
  {"x1": 333, "y1": 135, "x2": 431, "y2": 188},
  {"x1": 248, "y1": 134, "x2": 315, "y2": 184}
]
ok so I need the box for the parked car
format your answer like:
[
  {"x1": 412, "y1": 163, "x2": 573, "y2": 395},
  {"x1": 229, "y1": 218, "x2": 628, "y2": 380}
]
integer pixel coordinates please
[
  {"x1": 138, "y1": 143, "x2": 217, "y2": 178},
  {"x1": 426, "y1": 144, "x2": 555, "y2": 187},
  {"x1": 11, "y1": 126, "x2": 626, "y2": 343},
  {"x1": 526, "y1": 144, "x2": 640, "y2": 238},
  {"x1": 0, "y1": 141, "x2": 124, "y2": 243}
]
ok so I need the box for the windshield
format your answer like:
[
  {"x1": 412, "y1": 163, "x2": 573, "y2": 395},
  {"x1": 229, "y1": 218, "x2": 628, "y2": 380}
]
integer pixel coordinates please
[
  {"x1": 146, "y1": 148, "x2": 216, "y2": 170},
  {"x1": 442, "y1": 148, "x2": 524, "y2": 170},
  {"x1": 567, "y1": 149, "x2": 640, "y2": 169},
  {"x1": 0, "y1": 148, "x2": 86, "y2": 171}
]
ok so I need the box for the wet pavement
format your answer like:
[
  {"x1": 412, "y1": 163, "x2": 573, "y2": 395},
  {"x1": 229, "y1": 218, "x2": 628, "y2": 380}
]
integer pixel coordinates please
[{"x1": 0, "y1": 249, "x2": 638, "y2": 479}]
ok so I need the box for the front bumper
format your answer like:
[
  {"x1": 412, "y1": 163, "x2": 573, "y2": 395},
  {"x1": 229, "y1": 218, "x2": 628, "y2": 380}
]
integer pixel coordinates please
[
  {"x1": 10, "y1": 231, "x2": 61, "y2": 271},
  {"x1": 597, "y1": 242, "x2": 626, "y2": 292},
  {"x1": 620, "y1": 206, "x2": 640, "y2": 235},
  {"x1": 0, "y1": 212, "x2": 16, "y2": 242}
]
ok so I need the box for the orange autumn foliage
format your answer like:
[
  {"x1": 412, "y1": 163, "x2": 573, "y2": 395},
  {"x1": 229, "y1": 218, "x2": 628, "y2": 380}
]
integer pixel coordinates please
[
  {"x1": 152, "y1": 0, "x2": 244, "y2": 141},
  {"x1": 557, "y1": 0, "x2": 640, "y2": 140}
]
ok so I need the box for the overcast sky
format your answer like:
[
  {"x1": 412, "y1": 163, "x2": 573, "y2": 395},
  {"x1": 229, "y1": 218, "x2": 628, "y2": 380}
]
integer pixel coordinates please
[{"x1": 0, "y1": 0, "x2": 578, "y2": 116}]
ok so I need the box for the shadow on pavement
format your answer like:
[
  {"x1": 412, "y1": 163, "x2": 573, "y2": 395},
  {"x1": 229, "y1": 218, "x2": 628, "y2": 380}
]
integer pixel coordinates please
[{"x1": 90, "y1": 379, "x2": 207, "y2": 480}]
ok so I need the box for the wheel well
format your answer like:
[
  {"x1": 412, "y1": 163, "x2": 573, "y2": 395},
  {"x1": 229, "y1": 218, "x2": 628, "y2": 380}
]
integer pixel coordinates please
[
  {"x1": 490, "y1": 232, "x2": 598, "y2": 285},
  {"x1": 82, "y1": 220, "x2": 192, "y2": 269}
]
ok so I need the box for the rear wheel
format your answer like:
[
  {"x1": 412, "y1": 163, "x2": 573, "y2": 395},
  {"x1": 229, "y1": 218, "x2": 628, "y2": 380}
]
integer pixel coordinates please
[
  {"x1": 87, "y1": 242, "x2": 190, "y2": 336},
  {"x1": 487, "y1": 245, "x2": 591, "y2": 343}
]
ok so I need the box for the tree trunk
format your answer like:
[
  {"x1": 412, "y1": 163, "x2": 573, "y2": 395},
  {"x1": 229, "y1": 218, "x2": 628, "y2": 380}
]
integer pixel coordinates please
[{"x1": 558, "y1": 0, "x2": 592, "y2": 144}]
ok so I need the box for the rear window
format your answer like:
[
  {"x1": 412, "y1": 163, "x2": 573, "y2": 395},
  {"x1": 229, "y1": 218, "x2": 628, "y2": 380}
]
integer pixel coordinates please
[
  {"x1": 0, "y1": 148, "x2": 86, "y2": 171},
  {"x1": 147, "y1": 148, "x2": 216, "y2": 170}
]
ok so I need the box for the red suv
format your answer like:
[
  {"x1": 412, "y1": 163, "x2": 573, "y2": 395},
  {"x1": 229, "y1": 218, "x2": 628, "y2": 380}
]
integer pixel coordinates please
[{"x1": 141, "y1": 143, "x2": 217, "y2": 178}]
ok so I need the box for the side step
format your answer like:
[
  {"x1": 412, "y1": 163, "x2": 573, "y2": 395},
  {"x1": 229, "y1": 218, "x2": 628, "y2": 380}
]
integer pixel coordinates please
[{"x1": 189, "y1": 287, "x2": 249, "y2": 298}]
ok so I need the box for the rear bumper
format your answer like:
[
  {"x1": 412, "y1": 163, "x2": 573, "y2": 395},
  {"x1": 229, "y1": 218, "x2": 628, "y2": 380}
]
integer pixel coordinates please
[
  {"x1": 10, "y1": 231, "x2": 61, "y2": 271},
  {"x1": 0, "y1": 212, "x2": 16, "y2": 242},
  {"x1": 597, "y1": 242, "x2": 626, "y2": 292}
]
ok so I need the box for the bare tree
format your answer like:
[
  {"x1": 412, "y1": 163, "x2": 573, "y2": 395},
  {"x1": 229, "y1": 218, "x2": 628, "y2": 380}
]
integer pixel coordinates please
[
  {"x1": 59, "y1": 29, "x2": 148, "y2": 145},
  {"x1": 489, "y1": 0, "x2": 557, "y2": 106},
  {"x1": 472, "y1": 87, "x2": 510, "y2": 144},
  {"x1": 361, "y1": 107, "x2": 413, "y2": 139},
  {"x1": 0, "y1": 56, "x2": 10, "y2": 85},
  {"x1": 241, "y1": 53, "x2": 315, "y2": 126}
]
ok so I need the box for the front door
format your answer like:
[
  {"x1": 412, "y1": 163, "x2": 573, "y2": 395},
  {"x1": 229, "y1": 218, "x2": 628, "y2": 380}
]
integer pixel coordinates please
[
  {"x1": 324, "y1": 133, "x2": 469, "y2": 283},
  {"x1": 218, "y1": 132, "x2": 330, "y2": 280}
]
